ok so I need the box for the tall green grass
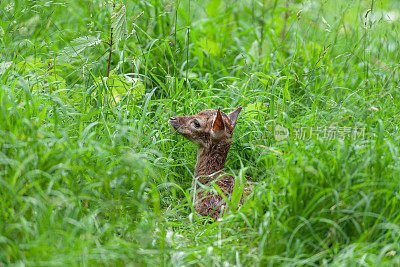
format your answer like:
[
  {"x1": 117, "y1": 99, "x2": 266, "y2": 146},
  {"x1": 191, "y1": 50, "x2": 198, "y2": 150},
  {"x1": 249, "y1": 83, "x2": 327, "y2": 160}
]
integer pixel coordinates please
[{"x1": 1, "y1": 0, "x2": 400, "y2": 265}]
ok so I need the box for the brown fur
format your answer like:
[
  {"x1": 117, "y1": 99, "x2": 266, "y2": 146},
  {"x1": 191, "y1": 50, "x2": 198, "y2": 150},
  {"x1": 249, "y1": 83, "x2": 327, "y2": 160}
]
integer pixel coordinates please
[{"x1": 169, "y1": 107, "x2": 251, "y2": 221}]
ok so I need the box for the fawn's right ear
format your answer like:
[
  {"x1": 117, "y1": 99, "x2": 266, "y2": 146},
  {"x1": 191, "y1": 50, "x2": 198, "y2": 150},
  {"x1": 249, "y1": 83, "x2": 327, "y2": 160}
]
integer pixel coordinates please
[
  {"x1": 228, "y1": 107, "x2": 242, "y2": 129},
  {"x1": 211, "y1": 108, "x2": 226, "y2": 139}
]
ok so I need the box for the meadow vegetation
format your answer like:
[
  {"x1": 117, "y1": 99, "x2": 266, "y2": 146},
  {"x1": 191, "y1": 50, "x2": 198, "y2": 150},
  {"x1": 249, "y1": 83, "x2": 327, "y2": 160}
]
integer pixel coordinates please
[{"x1": 1, "y1": 0, "x2": 400, "y2": 265}]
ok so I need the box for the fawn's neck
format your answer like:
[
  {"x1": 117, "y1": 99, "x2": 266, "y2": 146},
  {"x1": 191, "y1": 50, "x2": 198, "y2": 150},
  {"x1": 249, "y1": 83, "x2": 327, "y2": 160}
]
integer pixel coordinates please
[{"x1": 194, "y1": 143, "x2": 231, "y2": 184}]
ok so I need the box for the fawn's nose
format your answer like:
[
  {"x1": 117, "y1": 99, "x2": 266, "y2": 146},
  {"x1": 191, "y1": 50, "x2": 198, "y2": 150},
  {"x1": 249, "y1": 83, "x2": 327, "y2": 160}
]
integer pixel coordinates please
[
  {"x1": 168, "y1": 116, "x2": 178, "y2": 125},
  {"x1": 168, "y1": 116, "x2": 179, "y2": 130},
  {"x1": 168, "y1": 116, "x2": 178, "y2": 123}
]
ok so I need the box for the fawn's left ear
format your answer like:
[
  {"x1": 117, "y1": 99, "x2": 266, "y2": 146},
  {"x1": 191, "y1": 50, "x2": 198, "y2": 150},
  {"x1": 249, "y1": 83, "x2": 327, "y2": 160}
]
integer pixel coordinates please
[
  {"x1": 211, "y1": 108, "x2": 226, "y2": 139},
  {"x1": 228, "y1": 107, "x2": 242, "y2": 129}
]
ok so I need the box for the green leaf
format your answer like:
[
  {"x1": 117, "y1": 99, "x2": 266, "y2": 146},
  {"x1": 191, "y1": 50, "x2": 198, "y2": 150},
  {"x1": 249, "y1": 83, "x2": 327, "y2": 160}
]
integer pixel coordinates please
[
  {"x1": 58, "y1": 36, "x2": 101, "y2": 60},
  {"x1": 259, "y1": 78, "x2": 269, "y2": 87},
  {"x1": 207, "y1": 0, "x2": 222, "y2": 17},
  {"x1": 282, "y1": 77, "x2": 292, "y2": 101},
  {"x1": 253, "y1": 72, "x2": 272, "y2": 79},
  {"x1": 111, "y1": 4, "x2": 127, "y2": 44},
  {"x1": 94, "y1": 72, "x2": 144, "y2": 106},
  {"x1": 198, "y1": 38, "x2": 222, "y2": 56},
  {"x1": 230, "y1": 177, "x2": 244, "y2": 213},
  {"x1": 245, "y1": 102, "x2": 266, "y2": 120}
]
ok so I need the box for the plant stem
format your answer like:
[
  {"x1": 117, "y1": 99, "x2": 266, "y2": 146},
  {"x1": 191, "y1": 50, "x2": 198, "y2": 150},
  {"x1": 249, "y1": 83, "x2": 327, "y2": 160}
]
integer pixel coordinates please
[{"x1": 106, "y1": 29, "x2": 113, "y2": 77}]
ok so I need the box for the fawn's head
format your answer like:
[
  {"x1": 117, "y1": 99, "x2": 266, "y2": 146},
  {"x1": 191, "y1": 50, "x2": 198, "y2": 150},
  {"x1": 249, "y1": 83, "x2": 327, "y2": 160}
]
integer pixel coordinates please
[{"x1": 168, "y1": 107, "x2": 242, "y2": 148}]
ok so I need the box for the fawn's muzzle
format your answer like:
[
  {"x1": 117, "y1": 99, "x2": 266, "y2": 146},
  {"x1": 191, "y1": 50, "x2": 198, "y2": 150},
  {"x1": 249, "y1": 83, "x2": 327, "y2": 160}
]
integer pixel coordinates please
[{"x1": 168, "y1": 116, "x2": 179, "y2": 130}]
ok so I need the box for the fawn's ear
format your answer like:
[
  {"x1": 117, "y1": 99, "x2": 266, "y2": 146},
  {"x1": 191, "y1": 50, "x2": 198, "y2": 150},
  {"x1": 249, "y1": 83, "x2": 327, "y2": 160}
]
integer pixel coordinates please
[
  {"x1": 228, "y1": 107, "x2": 242, "y2": 129},
  {"x1": 211, "y1": 108, "x2": 226, "y2": 138}
]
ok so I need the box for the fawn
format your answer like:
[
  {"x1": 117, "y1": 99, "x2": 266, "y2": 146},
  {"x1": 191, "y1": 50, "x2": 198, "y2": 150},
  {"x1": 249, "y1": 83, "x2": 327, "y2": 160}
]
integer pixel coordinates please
[{"x1": 169, "y1": 107, "x2": 252, "y2": 221}]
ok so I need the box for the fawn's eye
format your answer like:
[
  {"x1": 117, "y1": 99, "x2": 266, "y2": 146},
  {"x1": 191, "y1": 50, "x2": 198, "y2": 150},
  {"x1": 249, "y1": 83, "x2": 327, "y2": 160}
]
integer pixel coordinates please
[{"x1": 193, "y1": 120, "x2": 200, "y2": 128}]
